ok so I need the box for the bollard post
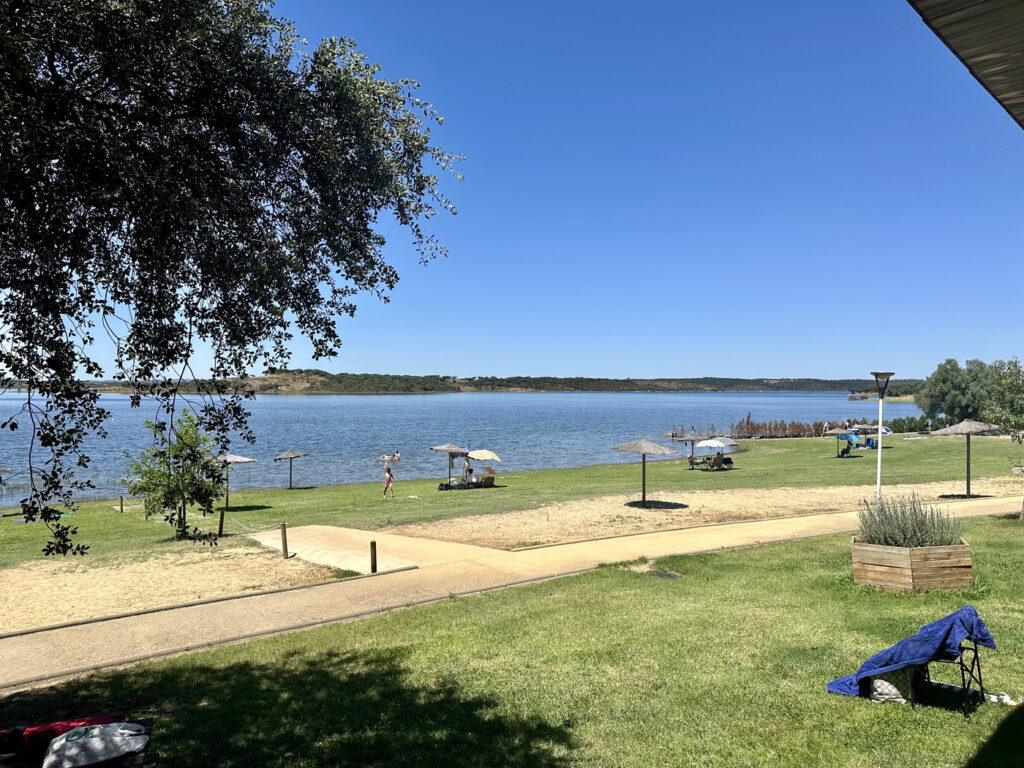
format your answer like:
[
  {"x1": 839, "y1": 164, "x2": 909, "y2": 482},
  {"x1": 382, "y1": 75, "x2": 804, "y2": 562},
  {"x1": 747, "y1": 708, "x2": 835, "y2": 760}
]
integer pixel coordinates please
[
  {"x1": 281, "y1": 522, "x2": 289, "y2": 559},
  {"x1": 370, "y1": 540, "x2": 377, "y2": 573},
  {"x1": 119, "y1": 495, "x2": 124, "y2": 515}
]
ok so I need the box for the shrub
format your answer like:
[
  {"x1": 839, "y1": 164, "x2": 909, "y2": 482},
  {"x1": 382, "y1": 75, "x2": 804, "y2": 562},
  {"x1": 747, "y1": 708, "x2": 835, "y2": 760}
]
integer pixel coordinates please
[{"x1": 858, "y1": 495, "x2": 962, "y2": 547}]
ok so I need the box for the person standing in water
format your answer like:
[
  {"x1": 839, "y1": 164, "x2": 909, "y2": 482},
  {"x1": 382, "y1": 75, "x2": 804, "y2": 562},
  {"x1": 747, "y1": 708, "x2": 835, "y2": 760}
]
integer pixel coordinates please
[{"x1": 383, "y1": 466, "x2": 395, "y2": 498}]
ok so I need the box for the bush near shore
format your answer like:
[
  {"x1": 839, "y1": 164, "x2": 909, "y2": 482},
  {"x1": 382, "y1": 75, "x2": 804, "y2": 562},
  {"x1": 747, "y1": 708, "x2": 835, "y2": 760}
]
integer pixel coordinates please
[{"x1": 728, "y1": 412, "x2": 951, "y2": 439}]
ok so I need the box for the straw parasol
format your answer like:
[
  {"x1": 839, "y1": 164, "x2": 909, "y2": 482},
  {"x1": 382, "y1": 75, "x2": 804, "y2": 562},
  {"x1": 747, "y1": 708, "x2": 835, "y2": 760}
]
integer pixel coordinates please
[
  {"x1": 930, "y1": 419, "x2": 1000, "y2": 497},
  {"x1": 216, "y1": 453, "x2": 256, "y2": 531},
  {"x1": 612, "y1": 439, "x2": 677, "y2": 508},
  {"x1": 273, "y1": 449, "x2": 309, "y2": 490},
  {"x1": 431, "y1": 443, "x2": 469, "y2": 486},
  {"x1": 671, "y1": 430, "x2": 705, "y2": 468},
  {"x1": 824, "y1": 426, "x2": 853, "y2": 457}
]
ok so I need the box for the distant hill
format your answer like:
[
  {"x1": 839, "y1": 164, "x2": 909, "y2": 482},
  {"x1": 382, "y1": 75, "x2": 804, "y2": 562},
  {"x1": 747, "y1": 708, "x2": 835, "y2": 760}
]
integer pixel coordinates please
[{"x1": 68, "y1": 370, "x2": 921, "y2": 395}]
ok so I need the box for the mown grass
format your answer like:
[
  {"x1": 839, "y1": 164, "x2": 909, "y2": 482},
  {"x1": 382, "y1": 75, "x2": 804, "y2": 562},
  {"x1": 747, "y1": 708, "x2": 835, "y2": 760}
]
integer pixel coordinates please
[
  {"x1": 3, "y1": 435, "x2": 1022, "y2": 568},
  {"x1": 3, "y1": 515, "x2": 1022, "y2": 767}
]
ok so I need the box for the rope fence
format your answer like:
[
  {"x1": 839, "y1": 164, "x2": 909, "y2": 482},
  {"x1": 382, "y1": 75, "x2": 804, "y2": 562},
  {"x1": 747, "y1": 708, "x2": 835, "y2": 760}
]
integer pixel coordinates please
[{"x1": 227, "y1": 515, "x2": 285, "y2": 533}]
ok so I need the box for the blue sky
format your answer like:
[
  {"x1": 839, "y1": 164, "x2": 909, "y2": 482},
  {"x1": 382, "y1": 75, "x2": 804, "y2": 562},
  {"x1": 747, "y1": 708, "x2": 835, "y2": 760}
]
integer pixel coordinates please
[{"x1": 248, "y1": 2, "x2": 1024, "y2": 379}]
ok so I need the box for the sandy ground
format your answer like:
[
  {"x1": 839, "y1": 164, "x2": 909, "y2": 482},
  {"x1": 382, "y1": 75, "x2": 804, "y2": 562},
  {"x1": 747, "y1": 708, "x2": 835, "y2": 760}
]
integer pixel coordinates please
[
  {"x1": 3, "y1": 477, "x2": 1020, "y2": 632},
  {"x1": 382, "y1": 477, "x2": 1024, "y2": 550},
  {"x1": 0, "y1": 545, "x2": 339, "y2": 634}
]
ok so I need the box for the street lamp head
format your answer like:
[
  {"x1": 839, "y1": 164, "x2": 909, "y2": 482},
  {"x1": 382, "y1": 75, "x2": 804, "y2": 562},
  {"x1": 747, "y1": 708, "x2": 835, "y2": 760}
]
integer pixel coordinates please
[{"x1": 870, "y1": 371, "x2": 895, "y2": 399}]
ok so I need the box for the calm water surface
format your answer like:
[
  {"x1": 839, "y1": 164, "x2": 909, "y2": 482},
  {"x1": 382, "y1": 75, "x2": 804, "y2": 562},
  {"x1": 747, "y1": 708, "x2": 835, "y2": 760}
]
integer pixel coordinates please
[{"x1": 0, "y1": 391, "x2": 922, "y2": 500}]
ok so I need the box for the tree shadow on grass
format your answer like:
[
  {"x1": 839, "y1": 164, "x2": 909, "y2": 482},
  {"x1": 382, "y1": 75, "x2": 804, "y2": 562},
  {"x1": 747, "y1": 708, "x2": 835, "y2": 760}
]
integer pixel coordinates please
[
  {"x1": 219, "y1": 505, "x2": 273, "y2": 512},
  {"x1": 938, "y1": 494, "x2": 993, "y2": 500},
  {"x1": 624, "y1": 500, "x2": 688, "y2": 510},
  {"x1": 0, "y1": 646, "x2": 574, "y2": 767},
  {"x1": 964, "y1": 700, "x2": 1024, "y2": 767}
]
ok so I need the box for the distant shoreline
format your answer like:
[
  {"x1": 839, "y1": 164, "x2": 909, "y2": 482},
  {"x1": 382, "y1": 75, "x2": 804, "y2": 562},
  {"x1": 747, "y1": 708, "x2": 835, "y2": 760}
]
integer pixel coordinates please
[{"x1": 4, "y1": 371, "x2": 923, "y2": 397}]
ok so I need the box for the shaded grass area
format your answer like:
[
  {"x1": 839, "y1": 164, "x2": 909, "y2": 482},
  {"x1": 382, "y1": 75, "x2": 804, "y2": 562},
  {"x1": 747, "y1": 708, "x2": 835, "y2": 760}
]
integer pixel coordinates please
[
  {"x1": 3, "y1": 516, "x2": 1022, "y2": 767},
  {"x1": 3, "y1": 435, "x2": 1022, "y2": 568}
]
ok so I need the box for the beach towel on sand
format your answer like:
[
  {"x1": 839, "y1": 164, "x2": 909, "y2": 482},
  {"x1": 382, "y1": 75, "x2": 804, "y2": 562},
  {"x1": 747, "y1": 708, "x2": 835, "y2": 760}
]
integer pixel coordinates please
[{"x1": 827, "y1": 605, "x2": 995, "y2": 698}]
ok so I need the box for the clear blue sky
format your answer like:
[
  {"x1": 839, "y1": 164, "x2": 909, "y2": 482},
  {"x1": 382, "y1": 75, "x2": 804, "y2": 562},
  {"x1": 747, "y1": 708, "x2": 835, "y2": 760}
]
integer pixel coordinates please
[{"x1": 254, "y1": 2, "x2": 1024, "y2": 379}]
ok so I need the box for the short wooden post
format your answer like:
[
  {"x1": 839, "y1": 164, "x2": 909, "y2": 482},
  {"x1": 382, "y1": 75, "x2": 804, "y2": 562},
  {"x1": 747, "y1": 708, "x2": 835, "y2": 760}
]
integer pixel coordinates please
[
  {"x1": 281, "y1": 522, "x2": 289, "y2": 559},
  {"x1": 370, "y1": 540, "x2": 377, "y2": 573},
  {"x1": 119, "y1": 495, "x2": 124, "y2": 515}
]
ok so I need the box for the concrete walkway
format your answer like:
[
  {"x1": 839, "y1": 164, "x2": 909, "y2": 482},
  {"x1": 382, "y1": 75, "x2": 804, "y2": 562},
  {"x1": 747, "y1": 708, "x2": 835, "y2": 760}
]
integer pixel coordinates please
[{"x1": 1, "y1": 495, "x2": 1017, "y2": 692}]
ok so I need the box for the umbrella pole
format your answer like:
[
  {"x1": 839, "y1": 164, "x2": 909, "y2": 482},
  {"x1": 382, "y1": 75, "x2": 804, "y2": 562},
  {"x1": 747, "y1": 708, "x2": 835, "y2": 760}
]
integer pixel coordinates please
[
  {"x1": 642, "y1": 453, "x2": 647, "y2": 508},
  {"x1": 289, "y1": 458, "x2": 293, "y2": 490},
  {"x1": 966, "y1": 434, "x2": 971, "y2": 497}
]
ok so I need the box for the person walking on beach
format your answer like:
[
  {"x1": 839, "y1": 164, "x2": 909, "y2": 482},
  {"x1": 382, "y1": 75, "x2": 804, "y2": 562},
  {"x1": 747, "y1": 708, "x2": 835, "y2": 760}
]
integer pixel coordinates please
[{"x1": 383, "y1": 466, "x2": 395, "y2": 498}]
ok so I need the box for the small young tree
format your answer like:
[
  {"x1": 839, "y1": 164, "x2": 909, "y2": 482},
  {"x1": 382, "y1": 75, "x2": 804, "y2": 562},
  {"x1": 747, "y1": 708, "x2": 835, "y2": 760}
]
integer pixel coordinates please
[{"x1": 123, "y1": 410, "x2": 225, "y2": 542}]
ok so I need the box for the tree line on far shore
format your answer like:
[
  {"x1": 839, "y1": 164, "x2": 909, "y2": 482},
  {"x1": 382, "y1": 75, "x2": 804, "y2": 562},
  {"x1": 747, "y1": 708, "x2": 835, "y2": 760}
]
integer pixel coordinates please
[{"x1": 205, "y1": 370, "x2": 925, "y2": 395}]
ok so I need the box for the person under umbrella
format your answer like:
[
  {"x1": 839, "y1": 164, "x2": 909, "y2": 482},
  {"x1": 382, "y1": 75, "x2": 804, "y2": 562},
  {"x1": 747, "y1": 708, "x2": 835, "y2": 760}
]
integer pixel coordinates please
[
  {"x1": 430, "y1": 443, "x2": 468, "y2": 487},
  {"x1": 824, "y1": 426, "x2": 854, "y2": 458}
]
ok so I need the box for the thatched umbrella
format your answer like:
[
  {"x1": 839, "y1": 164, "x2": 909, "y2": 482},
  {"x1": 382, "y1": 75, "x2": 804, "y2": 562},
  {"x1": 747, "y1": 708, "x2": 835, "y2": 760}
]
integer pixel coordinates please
[
  {"x1": 216, "y1": 453, "x2": 256, "y2": 532},
  {"x1": 674, "y1": 430, "x2": 705, "y2": 468},
  {"x1": 431, "y1": 443, "x2": 468, "y2": 486},
  {"x1": 612, "y1": 439, "x2": 677, "y2": 508},
  {"x1": 273, "y1": 449, "x2": 309, "y2": 490},
  {"x1": 824, "y1": 426, "x2": 854, "y2": 457},
  {"x1": 930, "y1": 419, "x2": 1000, "y2": 497}
]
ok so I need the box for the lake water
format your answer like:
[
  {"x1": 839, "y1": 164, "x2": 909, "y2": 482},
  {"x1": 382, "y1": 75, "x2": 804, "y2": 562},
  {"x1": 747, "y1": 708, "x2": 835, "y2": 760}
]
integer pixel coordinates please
[{"x1": 0, "y1": 391, "x2": 922, "y2": 501}]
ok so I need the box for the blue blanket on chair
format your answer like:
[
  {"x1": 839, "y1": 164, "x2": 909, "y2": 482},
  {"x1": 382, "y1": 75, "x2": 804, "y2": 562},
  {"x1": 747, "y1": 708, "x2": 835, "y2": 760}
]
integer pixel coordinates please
[{"x1": 828, "y1": 605, "x2": 995, "y2": 697}]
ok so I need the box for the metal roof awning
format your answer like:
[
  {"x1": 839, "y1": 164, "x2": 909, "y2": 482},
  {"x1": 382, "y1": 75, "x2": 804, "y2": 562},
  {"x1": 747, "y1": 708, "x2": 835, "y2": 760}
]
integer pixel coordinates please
[{"x1": 907, "y1": 0, "x2": 1024, "y2": 131}]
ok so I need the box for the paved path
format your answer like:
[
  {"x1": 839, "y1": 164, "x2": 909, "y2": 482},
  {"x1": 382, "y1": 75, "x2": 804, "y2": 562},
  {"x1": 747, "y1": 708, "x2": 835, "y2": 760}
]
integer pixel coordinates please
[{"x1": 1, "y1": 495, "x2": 1017, "y2": 692}]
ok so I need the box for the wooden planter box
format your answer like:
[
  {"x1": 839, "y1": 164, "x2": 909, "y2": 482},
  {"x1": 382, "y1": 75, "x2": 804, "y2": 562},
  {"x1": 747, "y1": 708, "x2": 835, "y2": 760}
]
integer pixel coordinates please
[{"x1": 851, "y1": 536, "x2": 973, "y2": 591}]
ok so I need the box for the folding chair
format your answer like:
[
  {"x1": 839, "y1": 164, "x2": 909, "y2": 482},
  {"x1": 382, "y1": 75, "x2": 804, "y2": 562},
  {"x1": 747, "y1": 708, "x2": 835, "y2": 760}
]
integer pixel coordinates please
[{"x1": 920, "y1": 640, "x2": 986, "y2": 718}]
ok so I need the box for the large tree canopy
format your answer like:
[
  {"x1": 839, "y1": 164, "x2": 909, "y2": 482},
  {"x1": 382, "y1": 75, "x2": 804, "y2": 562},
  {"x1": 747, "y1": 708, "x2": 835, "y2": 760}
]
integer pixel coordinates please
[
  {"x1": 0, "y1": 0, "x2": 460, "y2": 553},
  {"x1": 913, "y1": 358, "x2": 995, "y2": 423}
]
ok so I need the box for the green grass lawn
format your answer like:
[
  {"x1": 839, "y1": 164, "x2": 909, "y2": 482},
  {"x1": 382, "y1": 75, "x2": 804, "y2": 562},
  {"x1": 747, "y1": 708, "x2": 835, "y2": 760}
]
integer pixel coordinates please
[
  {"x1": 3, "y1": 435, "x2": 1022, "y2": 568},
  {"x1": 4, "y1": 515, "x2": 1022, "y2": 767}
]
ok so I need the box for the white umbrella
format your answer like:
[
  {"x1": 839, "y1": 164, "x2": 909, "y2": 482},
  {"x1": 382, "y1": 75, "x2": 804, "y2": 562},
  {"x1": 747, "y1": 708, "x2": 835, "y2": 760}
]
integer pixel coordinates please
[
  {"x1": 467, "y1": 449, "x2": 501, "y2": 462},
  {"x1": 696, "y1": 438, "x2": 735, "y2": 452}
]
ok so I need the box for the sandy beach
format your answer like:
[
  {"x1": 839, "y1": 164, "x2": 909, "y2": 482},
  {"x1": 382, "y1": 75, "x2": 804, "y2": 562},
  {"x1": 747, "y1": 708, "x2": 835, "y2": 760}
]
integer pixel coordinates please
[{"x1": 3, "y1": 475, "x2": 1019, "y2": 633}]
